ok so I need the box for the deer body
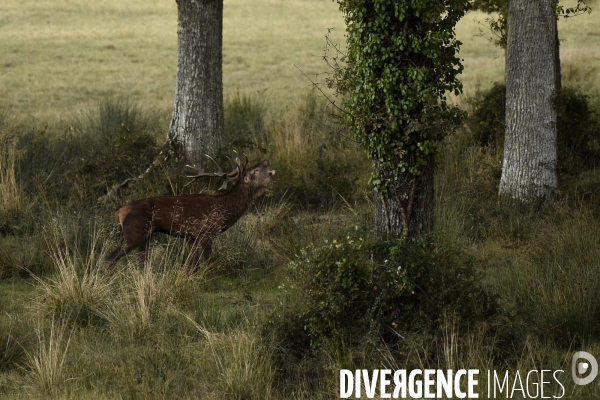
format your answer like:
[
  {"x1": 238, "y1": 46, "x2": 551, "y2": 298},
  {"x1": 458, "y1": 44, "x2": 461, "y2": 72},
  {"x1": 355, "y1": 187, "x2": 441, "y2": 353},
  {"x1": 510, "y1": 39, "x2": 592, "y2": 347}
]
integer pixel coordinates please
[{"x1": 106, "y1": 158, "x2": 274, "y2": 270}]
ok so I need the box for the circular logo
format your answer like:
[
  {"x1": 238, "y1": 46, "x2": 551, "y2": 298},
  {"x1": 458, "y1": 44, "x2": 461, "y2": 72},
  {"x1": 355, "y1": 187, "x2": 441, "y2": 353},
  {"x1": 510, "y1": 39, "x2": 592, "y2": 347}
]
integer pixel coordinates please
[{"x1": 572, "y1": 351, "x2": 598, "y2": 386}]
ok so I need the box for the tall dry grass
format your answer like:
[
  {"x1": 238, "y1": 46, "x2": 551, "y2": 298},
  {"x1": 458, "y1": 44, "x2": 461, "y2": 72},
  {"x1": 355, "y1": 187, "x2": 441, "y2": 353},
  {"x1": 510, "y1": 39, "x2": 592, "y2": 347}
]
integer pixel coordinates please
[
  {"x1": 251, "y1": 94, "x2": 369, "y2": 207},
  {"x1": 105, "y1": 267, "x2": 186, "y2": 342},
  {"x1": 184, "y1": 315, "x2": 276, "y2": 399},
  {"x1": 0, "y1": 136, "x2": 26, "y2": 220},
  {"x1": 24, "y1": 320, "x2": 72, "y2": 396},
  {"x1": 33, "y1": 221, "x2": 113, "y2": 327}
]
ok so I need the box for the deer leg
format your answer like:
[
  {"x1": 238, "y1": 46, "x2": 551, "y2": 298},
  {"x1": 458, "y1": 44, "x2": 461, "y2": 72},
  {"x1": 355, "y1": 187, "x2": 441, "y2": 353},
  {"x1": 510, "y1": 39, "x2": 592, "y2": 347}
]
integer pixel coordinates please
[
  {"x1": 136, "y1": 240, "x2": 150, "y2": 270},
  {"x1": 202, "y1": 238, "x2": 218, "y2": 291},
  {"x1": 186, "y1": 238, "x2": 201, "y2": 273},
  {"x1": 186, "y1": 237, "x2": 217, "y2": 290},
  {"x1": 186, "y1": 237, "x2": 214, "y2": 272},
  {"x1": 201, "y1": 239, "x2": 213, "y2": 265},
  {"x1": 106, "y1": 241, "x2": 135, "y2": 271}
]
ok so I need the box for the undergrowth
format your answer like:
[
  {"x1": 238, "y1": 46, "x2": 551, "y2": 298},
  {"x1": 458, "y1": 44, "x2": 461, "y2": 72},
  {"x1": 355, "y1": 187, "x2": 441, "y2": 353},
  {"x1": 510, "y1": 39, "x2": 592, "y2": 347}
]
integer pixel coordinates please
[{"x1": 2, "y1": 89, "x2": 600, "y2": 398}]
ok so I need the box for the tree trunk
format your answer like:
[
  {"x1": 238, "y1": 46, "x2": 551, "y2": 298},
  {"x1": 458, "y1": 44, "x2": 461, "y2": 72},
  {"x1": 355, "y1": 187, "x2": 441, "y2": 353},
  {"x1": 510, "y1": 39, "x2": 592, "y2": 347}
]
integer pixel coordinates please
[
  {"x1": 373, "y1": 156, "x2": 434, "y2": 240},
  {"x1": 554, "y1": 20, "x2": 561, "y2": 93},
  {"x1": 499, "y1": 0, "x2": 557, "y2": 201},
  {"x1": 168, "y1": 0, "x2": 224, "y2": 165}
]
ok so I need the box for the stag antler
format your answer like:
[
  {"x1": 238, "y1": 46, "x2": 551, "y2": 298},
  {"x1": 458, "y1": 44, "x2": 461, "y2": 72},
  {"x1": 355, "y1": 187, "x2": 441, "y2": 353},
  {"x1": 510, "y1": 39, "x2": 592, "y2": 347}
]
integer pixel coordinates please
[
  {"x1": 231, "y1": 150, "x2": 249, "y2": 177},
  {"x1": 185, "y1": 154, "x2": 241, "y2": 190}
]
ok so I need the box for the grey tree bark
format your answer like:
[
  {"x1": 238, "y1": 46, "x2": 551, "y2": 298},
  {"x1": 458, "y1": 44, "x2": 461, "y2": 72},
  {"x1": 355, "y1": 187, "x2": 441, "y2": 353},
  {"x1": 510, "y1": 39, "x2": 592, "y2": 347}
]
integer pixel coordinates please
[
  {"x1": 168, "y1": 0, "x2": 224, "y2": 165},
  {"x1": 373, "y1": 156, "x2": 434, "y2": 240},
  {"x1": 499, "y1": 0, "x2": 558, "y2": 201}
]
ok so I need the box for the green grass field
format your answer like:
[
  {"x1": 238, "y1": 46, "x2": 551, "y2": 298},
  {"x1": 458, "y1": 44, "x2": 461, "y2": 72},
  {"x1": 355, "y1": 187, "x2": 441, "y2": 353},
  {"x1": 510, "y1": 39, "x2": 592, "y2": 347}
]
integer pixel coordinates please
[
  {"x1": 0, "y1": 0, "x2": 346, "y2": 120},
  {"x1": 2, "y1": 1, "x2": 600, "y2": 399},
  {"x1": 2, "y1": 1, "x2": 598, "y2": 120}
]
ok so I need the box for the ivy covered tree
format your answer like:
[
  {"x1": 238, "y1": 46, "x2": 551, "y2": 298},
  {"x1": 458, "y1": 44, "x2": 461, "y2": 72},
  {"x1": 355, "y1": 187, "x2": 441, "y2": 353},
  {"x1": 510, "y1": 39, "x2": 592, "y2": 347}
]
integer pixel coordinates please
[{"x1": 328, "y1": 0, "x2": 469, "y2": 239}]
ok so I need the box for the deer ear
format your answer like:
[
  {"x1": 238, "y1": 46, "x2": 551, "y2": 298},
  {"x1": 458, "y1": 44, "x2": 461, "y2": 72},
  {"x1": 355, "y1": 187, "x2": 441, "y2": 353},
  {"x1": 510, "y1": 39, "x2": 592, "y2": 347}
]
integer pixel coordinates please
[{"x1": 244, "y1": 175, "x2": 250, "y2": 183}]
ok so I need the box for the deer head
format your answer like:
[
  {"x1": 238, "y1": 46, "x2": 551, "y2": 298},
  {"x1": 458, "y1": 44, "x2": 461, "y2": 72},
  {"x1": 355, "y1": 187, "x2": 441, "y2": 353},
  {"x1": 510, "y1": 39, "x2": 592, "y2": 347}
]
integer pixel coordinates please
[{"x1": 242, "y1": 159, "x2": 276, "y2": 198}]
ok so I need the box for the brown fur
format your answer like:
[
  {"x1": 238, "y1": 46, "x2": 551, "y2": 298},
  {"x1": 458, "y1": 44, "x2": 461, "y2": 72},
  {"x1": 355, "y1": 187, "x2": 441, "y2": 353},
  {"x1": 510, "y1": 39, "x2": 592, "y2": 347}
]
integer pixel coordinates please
[{"x1": 105, "y1": 159, "x2": 275, "y2": 271}]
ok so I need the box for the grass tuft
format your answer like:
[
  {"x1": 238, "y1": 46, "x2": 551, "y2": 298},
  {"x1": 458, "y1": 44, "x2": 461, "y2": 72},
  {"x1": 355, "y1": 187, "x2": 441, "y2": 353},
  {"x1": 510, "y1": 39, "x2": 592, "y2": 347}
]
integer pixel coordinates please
[
  {"x1": 24, "y1": 320, "x2": 72, "y2": 396},
  {"x1": 33, "y1": 221, "x2": 113, "y2": 327},
  {"x1": 0, "y1": 131, "x2": 27, "y2": 225}
]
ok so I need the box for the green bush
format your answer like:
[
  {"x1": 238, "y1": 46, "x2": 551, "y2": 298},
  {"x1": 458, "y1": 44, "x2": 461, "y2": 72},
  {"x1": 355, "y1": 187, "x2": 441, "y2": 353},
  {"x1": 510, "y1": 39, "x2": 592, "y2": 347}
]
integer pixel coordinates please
[
  {"x1": 466, "y1": 83, "x2": 506, "y2": 150},
  {"x1": 266, "y1": 237, "x2": 496, "y2": 353},
  {"x1": 557, "y1": 88, "x2": 600, "y2": 173}
]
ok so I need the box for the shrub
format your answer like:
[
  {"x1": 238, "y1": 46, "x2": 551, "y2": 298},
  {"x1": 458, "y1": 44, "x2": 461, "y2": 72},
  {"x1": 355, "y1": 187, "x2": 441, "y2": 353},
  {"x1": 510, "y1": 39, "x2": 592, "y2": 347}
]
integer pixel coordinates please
[
  {"x1": 0, "y1": 136, "x2": 25, "y2": 222},
  {"x1": 13, "y1": 95, "x2": 367, "y2": 211},
  {"x1": 105, "y1": 268, "x2": 179, "y2": 342},
  {"x1": 214, "y1": 199, "x2": 288, "y2": 278},
  {"x1": 266, "y1": 237, "x2": 497, "y2": 354},
  {"x1": 557, "y1": 88, "x2": 600, "y2": 173},
  {"x1": 466, "y1": 83, "x2": 506, "y2": 150},
  {"x1": 24, "y1": 320, "x2": 72, "y2": 396},
  {"x1": 0, "y1": 235, "x2": 52, "y2": 278},
  {"x1": 0, "y1": 318, "x2": 32, "y2": 372},
  {"x1": 0, "y1": 115, "x2": 30, "y2": 236}
]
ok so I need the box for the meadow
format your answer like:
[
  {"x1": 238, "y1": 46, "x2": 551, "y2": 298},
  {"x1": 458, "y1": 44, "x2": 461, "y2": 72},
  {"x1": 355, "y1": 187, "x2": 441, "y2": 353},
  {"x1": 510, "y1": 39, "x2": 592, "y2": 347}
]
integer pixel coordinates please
[{"x1": 2, "y1": 0, "x2": 600, "y2": 398}]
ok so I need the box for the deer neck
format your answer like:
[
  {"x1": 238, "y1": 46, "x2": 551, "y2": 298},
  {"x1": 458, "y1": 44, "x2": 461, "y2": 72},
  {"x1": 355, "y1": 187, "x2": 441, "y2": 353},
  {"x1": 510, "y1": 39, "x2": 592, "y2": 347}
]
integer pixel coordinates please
[{"x1": 221, "y1": 182, "x2": 256, "y2": 225}]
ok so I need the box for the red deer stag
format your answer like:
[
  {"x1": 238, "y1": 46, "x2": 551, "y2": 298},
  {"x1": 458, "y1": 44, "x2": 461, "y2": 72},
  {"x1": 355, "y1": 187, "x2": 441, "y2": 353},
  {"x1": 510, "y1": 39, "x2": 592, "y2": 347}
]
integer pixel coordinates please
[{"x1": 105, "y1": 154, "x2": 275, "y2": 271}]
